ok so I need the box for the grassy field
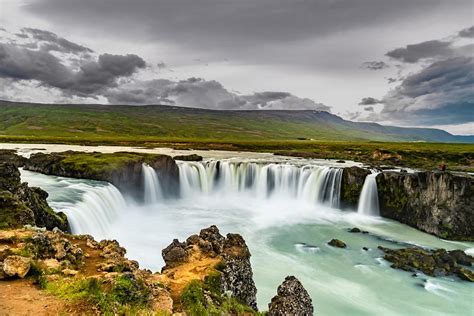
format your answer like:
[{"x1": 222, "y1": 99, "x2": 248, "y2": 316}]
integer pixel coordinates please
[{"x1": 1, "y1": 101, "x2": 473, "y2": 171}]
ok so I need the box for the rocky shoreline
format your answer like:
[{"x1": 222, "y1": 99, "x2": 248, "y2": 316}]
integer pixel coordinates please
[{"x1": 0, "y1": 225, "x2": 314, "y2": 314}]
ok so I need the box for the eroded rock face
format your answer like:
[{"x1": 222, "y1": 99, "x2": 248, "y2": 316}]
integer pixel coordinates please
[
  {"x1": 377, "y1": 172, "x2": 474, "y2": 240},
  {"x1": 378, "y1": 246, "x2": 473, "y2": 282},
  {"x1": 0, "y1": 162, "x2": 69, "y2": 231},
  {"x1": 161, "y1": 225, "x2": 258, "y2": 310},
  {"x1": 0, "y1": 150, "x2": 27, "y2": 167},
  {"x1": 268, "y1": 276, "x2": 314, "y2": 316},
  {"x1": 340, "y1": 167, "x2": 371, "y2": 209},
  {"x1": 24, "y1": 151, "x2": 180, "y2": 201},
  {"x1": 173, "y1": 154, "x2": 203, "y2": 161}
]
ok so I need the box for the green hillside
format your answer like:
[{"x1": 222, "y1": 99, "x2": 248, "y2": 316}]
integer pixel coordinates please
[{"x1": 0, "y1": 101, "x2": 471, "y2": 143}]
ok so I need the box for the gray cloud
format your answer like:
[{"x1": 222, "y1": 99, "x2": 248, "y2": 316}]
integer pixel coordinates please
[
  {"x1": 105, "y1": 77, "x2": 331, "y2": 111},
  {"x1": 381, "y1": 56, "x2": 473, "y2": 125},
  {"x1": 21, "y1": 28, "x2": 93, "y2": 54},
  {"x1": 359, "y1": 97, "x2": 382, "y2": 105},
  {"x1": 363, "y1": 106, "x2": 374, "y2": 112},
  {"x1": 458, "y1": 26, "x2": 474, "y2": 38},
  {"x1": 0, "y1": 42, "x2": 146, "y2": 97},
  {"x1": 386, "y1": 40, "x2": 454, "y2": 63},
  {"x1": 26, "y1": 0, "x2": 469, "y2": 69},
  {"x1": 362, "y1": 61, "x2": 389, "y2": 70}
]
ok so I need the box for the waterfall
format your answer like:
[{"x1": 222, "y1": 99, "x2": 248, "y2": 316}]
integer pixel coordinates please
[
  {"x1": 175, "y1": 161, "x2": 343, "y2": 207},
  {"x1": 357, "y1": 173, "x2": 380, "y2": 216},
  {"x1": 142, "y1": 164, "x2": 163, "y2": 203},
  {"x1": 53, "y1": 183, "x2": 127, "y2": 239}
]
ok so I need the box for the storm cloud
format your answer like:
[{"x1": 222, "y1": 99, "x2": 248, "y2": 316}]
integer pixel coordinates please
[
  {"x1": 386, "y1": 40, "x2": 454, "y2": 63},
  {"x1": 381, "y1": 56, "x2": 473, "y2": 125},
  {"x1": 105, "y1": 78, "x2": 331, "y2": 111},
  {"x1": 0, "y1": 42, "x2": 146, "y2": 97},
  {"x1": 362, "y1": 61, "x2": 389, "y2": 70},
  {"x1": 21, "y1": 28, "x2": 93, "y2": 54},
  {"x1": 359, "y1": 97, "x2": 382, "y2": 105}
]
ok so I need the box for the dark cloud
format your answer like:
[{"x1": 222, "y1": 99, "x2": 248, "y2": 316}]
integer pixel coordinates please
[
  {"x1": 0, "y1": 42, "x2": 146, "y2": 97},
  {"x1": 458, "y1": 26, "x2": 474, "y2": 38},
  {"x1": 362, "y1": 61, "x2": 389, "y2": 70},
  {"x1": 21, "y1": 28, "x2": 93, "y2": 54},
  {"x1": 363, "y1": 106, "x2": 374, "y2": 112},
  {"x1": 105, "y1": 77, "x2": 331, "y2": 111},
  {"x1": 381, "y1": 57, "x2": 473, "y2": 125},
  {"x1": 26, "y1": 0, "x2": 466, "y2": 66},
  {"x1": 359, "y1": 97, "x2": 382, "y2": 105},
  {"x1": 386, "y1": 40, "x2": 453, "y2": 63}
]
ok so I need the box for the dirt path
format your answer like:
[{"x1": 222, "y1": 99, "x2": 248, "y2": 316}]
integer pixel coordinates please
[{"x1": 0, "y1": 279, "x2": 67, "y2": 316}]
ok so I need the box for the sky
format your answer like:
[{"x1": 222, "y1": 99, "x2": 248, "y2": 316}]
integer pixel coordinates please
[{"x1": 0, "y1": 0, "x2": 473, "y2": 134}]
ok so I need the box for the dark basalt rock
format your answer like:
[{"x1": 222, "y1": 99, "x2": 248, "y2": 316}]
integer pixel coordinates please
[
  {"x1": 328, "y1": 239, "x2": 347, "y2": 248},
  {"x1": 378, "y1": 246, "x2": 474, "y2": 282},
  {"x1": 161, "y1": 225, "x2": 258, "y2": 310},
  {"x1": 0, "y1": 162, "x2": 69, "y2": 231},
  {"x1": 376, "y1": 171, "x2": 474, "y2": 241},
  {"x1": 0, "y1": 150, "x2": 27, "y2": 167},
  {"x1": 340, "y1": 167, "x2": 371, "y2": 209},
  {"x1": 268, "y1": 276, "x2": 314, "y2": 316},
  {"x1": 173, "y1": 154, "x2": 203, "y2": 162},
  {"x1": 24, "y1": 151, "x2": 179, "y2": 201},
  {"x1": 348, "y1": 227, "x2": 361, "y2": 233}
]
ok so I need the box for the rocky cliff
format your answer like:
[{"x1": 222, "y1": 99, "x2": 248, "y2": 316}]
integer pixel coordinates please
[
  {"x1": 159, "y1": 225, "x2": 258, "y2": 312},
  {"x1": 0, "y1": 162, "x2": 69, "y2": 231},
  {"x1": 377, "y1": 171, "x2": 474, "y2": 241},
  {"x1": 340, "y1": 166, "x2": 371, "y2": 209},
  {"x1": 24, "y1": 151, "x2": 179, "y2": 201}
]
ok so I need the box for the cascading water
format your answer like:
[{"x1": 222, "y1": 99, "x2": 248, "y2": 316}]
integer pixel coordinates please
[
  {"x1": 142, "y1": 164, "x2": 163, "y2": 203},
  {"x1": 176, "y1": 161, "x2": 343, "y2": 207},
  {"x1": 357, "y1": 172, "x2": 380, "y2": 216}
]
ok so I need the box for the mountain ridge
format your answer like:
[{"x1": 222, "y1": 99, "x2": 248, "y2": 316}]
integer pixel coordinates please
[{"x1": 0, "y1": 100, "x2": 472, "y2": 143}]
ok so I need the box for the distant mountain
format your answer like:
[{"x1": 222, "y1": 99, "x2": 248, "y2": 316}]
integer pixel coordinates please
[{"x1": 0, "y1": 100, "x2": 472, "y2": 143}]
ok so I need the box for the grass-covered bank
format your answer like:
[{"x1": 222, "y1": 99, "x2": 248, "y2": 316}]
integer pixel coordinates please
[{"x1": 3, "y1": 137, "x2": 473, "y2": 172}]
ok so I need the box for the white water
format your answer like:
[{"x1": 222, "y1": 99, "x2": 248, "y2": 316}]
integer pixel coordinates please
[
  {"x1": 20, "y1": 161, "x2": 474, "y2": 315},
  {"x1": 177, "y1": 161, "x2": 343, "y2": 207},
  {"x1": 143, "y1": 164, "x2": 163, "y2": 204},
  {"x1": 357, "y1": 173, "x2": 380, "y2": 216}
]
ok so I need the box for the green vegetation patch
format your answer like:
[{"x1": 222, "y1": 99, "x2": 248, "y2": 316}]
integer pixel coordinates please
[
  {"x1": 43, "y1": 274, "x2": 153, "y2": 314},
  {"x1": 180, "y1": 273, "x2": 261, "y2": 315}
]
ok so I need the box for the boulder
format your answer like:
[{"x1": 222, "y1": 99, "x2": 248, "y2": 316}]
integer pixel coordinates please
[
  {"x1": 328, "y1": 239, "x2": 347, "y2": 248},
  {"x1": 3, "y1": 255, "x2": 31, "y2": 278},
  {"x1": 268, "y1": 276, "x2": 314, "y2": 316}
]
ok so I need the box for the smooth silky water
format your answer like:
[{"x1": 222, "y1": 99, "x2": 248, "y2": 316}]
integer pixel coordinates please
[{"x1": 20, "y1": 159, "x2": 473, "y2": 316}]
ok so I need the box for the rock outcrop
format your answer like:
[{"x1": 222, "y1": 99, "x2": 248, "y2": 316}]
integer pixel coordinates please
[
  {"x1": 0, "y1": 162, "x2": 69, "y2": 231},
  {"x1": 376, "y1": 171, "x2": 474, "y2": 240},
  {"x1": 24, "y1": 151, "x2": 179, "y2": 201},
  {"x1": 378, "y1": 246, "x2": 474, "y2": 282},
  {"x1": 268, "y1": 276, "x2": 314, "y2": 316},
  {"x1": 340, "y1": 166, "x2": 371, "y2": 209},
  {"x1": 160, "y1": 225, "x2": 258, "y2": 311},
  {"x1": 0, "y1": 149, "x2": 27, "y2": 167},
  {"x1": 173, "y1": 154, "x2": 203, "y2": 161},
  {"x1": 0, "y1": 228, "x2": 174, "y2": 314}
]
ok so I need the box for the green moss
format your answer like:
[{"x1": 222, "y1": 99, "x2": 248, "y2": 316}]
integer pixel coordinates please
[
  {"x1": 43, "y1": 274, "x2": 153, "y2": 314},
  {"x1": 180, "y1": 277, "x2": 261, "y2": 315}
]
